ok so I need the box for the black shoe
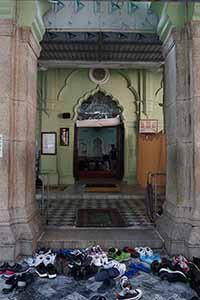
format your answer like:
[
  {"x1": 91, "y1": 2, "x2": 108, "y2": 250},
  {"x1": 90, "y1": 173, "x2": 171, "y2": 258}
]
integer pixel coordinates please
[
  {"x1": 4, "y1": 263, "x2": 24, "y2": 277},
  {"x1": 35, "y1": 262, "x2": 47, "y2": 278},
  {"x1": 46, "y1": 263, "x2": 57, "y2": 279},
  {"x1": 17, "y1": 272, "x2": 34, "y2": 291},
  {"x1": 0, "y1": 263, "x2": 8, "y2": 276},
  {"x1": 159, "y1": 268, "x2": 187, "y2": 282},
  {"x1": 2, "y1": 275, "x2": 18, "y2": 294}
]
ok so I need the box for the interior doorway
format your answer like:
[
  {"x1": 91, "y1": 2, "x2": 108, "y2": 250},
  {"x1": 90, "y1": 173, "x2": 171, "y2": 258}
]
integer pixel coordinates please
[
  {"x1": 74, "y1": 125, "x2": 124, "y2": 180},
  {"x1": 73, "y1": 91, "x2": 124, "y2": 181}
]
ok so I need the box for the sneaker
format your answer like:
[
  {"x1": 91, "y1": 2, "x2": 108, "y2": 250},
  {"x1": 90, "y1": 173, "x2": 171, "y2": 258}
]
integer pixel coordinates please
[
  {"x1": 46, "y1": 263, "x2": 57, "y2": 279},
  {"x1": 123, "y1": 247, "x2": 140, "y2": 258},
  {"x1": 0, "y1": 263, "x2": 8, "y2": 276},
  {"x1": 159, "y1": 268, "x2": 187, "y2": 282},
  {"x1": 35, "y1": 262, "x2": 47, "y2": 278},
  {"x1": 4, "y1": 263, "x2": 24, "y2": 277},
  {"x1": 16, "y1": 273, "x2": 34, "y2": 291},
  {"x1": 2, "y1": 275, "x2": 18, "y2": 294},
  {"x1": 120, "y1": 276, "x2": 130, "y2": 289},
  {"x1": 116, "y1": 288, "x2": 143, "y2": 300}
]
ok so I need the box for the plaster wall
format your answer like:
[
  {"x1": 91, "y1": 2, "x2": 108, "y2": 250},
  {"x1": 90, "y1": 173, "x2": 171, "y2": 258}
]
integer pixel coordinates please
[{"x1": 37, "y1": 68, "x2": 163, "y2": 185}]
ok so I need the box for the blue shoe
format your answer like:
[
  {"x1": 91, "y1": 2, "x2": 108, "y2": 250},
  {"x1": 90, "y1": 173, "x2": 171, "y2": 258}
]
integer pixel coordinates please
[
  {"x1": 129, "y1": 262, "x2": 151, "y2": 273},
  {"x1": 140, "y1": 254, "x2": 161, "y2": 265},
  {"x1": 124, "y1": 268, "x2": 139, "y2": 278}
]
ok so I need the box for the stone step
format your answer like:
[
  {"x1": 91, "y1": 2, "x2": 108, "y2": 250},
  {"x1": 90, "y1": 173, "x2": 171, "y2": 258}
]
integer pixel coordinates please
[{"x1": 37, "y1": 227, "x2": 164, "y2": 250}]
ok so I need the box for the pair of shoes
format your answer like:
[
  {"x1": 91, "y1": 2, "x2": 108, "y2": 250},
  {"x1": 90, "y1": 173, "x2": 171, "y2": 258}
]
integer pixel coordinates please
[
  {"x1": 158, "y1": 268, "x2": 187, "y2": 283},
  {"x1": 35, "y1": 262, "x2": 57, "y2": 279},
  {"x1": 172, "y1": 255, "x2": 190, "y2": 273},
  {"x1": 35, "y1": 249, "x2": 56, "y2": 267},
  {"x1": 108, "y1": 248, "x2": 131, "y2": 262},
  {"x1": 0, "y1": 262, "x2": 29, "y2": 278},
  {"x1": 2, "y1": 273, "x2": 34, "y2": 294}
]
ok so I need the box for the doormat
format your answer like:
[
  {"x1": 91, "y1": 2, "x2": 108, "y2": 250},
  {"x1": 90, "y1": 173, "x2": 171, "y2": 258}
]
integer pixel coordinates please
[
  {"x1": 85, "y1": 183, "x2": 120, "y2": 193},
  {"x1": 76, "y1": 208, "x2": 127, "y2": 227}
]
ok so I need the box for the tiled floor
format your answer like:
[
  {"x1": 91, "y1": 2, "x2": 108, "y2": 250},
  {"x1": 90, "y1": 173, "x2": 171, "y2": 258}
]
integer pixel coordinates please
[{"x1": 36, "y1": 183, "x2": 163, "y2": 228}]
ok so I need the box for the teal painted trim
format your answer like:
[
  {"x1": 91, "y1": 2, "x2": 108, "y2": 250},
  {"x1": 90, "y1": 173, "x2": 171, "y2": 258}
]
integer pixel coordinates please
[{"x1": 0, "y1": 0, "x2": 16, "y2": 19}]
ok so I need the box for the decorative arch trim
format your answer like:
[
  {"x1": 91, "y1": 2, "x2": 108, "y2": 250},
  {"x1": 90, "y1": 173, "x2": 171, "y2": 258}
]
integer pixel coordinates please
[
  {"x1": 72, "y1": 85, "x2": 124, "y2": 121},
  {"x1": 57, "y1": 69, "x2": 79, "y2": 101},
  {"x1": 117, "y1": 70, "x2": 140, "y2": 116}
]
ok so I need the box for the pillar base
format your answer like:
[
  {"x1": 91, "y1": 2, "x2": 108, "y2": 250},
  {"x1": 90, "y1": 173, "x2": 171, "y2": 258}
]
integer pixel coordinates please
[
  {"x1": 157, "y1": 212, "x2": 192, "y2": 256},
  {"x1": 0, "y1": 209, "x2": 43, "y2": 262}
]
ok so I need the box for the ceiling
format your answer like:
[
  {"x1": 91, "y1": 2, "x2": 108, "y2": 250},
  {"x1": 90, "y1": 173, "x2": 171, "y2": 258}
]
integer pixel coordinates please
[{"x1": 39, "y1": 31, "x2": 163, "y2": 68}]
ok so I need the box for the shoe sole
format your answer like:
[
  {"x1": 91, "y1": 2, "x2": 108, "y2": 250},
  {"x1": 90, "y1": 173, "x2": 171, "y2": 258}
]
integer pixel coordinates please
[
  {"x1": 48, "y1": 274, "x2": 57, "y2": 279},
  {"x1": 35, "y1": 270, "x2": 48, "y2": 278}
]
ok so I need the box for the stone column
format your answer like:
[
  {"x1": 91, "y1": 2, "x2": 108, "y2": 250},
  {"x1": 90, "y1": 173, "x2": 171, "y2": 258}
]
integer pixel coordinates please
[
  {"x1": 0, "y1": 20, "x2": 42, "y2": 261},
  {"x1": 187, "y1": 21, "x2": 200, "y2": 256},
  {"x1": 123, "y1": 121, "x2": 137, "y2": 184},
  {"x1": 157, "y1": 22, "x2": 200, "y2": 257}
]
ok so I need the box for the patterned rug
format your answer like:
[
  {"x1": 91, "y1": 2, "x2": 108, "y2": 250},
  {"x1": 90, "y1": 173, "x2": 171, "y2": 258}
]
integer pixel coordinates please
[{"x1": 76, "y1": 208, "x2": 127, "y2": 227}]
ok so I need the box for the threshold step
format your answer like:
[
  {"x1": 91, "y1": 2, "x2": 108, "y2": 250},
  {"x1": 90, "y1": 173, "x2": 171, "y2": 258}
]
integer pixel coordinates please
[{"x1": 37, "y1": 228, "x2": 164, "y2": 250}]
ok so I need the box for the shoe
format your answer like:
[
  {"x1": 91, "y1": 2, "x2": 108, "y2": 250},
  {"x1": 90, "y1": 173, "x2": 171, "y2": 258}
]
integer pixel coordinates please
[
  {"x1": 135, "y1": 247, "x2": 146, "y2": 257},
  {"x1": 172, "y1": 255, "x2": 189, "y2": 273},
  {"x1": 120, "y1": 276, "x2": 130, "y2": 289},
  {"x1": 2, "y1": 275, "x2": 18, "y2": 294},
  {"x1": 140, "y1": 253, "x2": 161, "y2": 265},
  {"x1": 35, "y1": 262, "x2": 47, "y2": 278},
  {"x1": 108, "y1": 248, "x2": 119, "y2": 259},
  {"x1": 4, "y1": 263, "x2": 24, "y2": 277},
  {"x1": 90, "y1": 296, "x2": 107, "y2": 300},
  {"x1": 159, "y1": 268, "x2": 187, "y2": 282},
  {"x1": 116, "y1": 287, "x2": 143, "y2": 300},
  {"x1": 16, "y1": 273, "x2": 34, "y2": 291},
  {"x1": 46, "y1": 263, "x2": 57, "y2": 279},
  {"x1": 123, "y1": 247, "x2": 140, "y2": 258},
  {"x1": 0, "y1": 263, "x2": 8, "y2": 276},
  {"x1": 129, "y1": 262, "x2": 150, "y2": 273}
]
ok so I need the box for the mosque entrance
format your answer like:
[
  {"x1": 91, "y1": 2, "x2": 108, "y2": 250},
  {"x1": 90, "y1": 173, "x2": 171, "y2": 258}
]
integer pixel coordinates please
[{"x1": 73, "y1": 91, "x2": 124, "y2": 180}]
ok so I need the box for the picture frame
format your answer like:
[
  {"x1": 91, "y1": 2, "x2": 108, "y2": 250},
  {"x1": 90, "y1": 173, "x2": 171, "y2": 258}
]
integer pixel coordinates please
[
  {"x1": 60, "y1": 128, "x2": 69, "y2": 146},
  {"x1": 41, "y1": 132, "x2": 57, "y2": 155}
]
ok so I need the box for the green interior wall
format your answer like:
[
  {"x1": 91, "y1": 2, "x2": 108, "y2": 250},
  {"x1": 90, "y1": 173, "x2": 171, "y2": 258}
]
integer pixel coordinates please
[
  {"x1": 78, "y1": 128, "x2": 117, "y2": 157},
  {"x1": 36, "y1": 68, "x2": 163, "y2": 185}
]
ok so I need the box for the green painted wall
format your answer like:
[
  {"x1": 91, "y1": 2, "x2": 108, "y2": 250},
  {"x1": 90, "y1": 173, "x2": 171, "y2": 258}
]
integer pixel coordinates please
[{"x1": 37, "y1": 68, "x2": 163, "y2": 185}]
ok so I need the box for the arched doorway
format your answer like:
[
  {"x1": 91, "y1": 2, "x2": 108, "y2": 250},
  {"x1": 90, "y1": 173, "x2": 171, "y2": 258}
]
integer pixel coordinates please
[{"x1": 74, "y1": 91, "x2": 124, "y2": 180}]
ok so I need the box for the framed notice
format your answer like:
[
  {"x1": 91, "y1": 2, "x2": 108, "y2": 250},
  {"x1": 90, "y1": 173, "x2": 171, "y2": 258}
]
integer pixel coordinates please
[
  {"x1": 41, "y1": 132, "x2": 57, "y2": 155},
  {"x1": 60, "y1": 128, "x2": 69, "y2": 146},
  {"x1": 139, "y1": 119, "x2": 158, "y2": 133}
]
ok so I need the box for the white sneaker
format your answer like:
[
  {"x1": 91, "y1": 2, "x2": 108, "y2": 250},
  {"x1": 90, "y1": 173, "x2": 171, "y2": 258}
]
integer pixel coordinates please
[{"x1": 117, "y1": 288, "x2": 143, "y2": 300}]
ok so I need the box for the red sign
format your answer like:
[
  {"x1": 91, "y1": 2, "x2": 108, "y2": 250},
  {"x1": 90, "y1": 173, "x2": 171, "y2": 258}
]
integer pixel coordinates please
[{"x1": 139, "y1": 119, "x2": 158, "y2": 133}]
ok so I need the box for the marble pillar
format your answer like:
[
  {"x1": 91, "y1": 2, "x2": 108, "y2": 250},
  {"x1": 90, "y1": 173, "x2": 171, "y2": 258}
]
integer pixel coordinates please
[
  {"x1": 157, "y1": 22, "x2": 200, "y2": 257},
  {"x1": 0, "y1": 20, "x2": 42, "y2": 261}
]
